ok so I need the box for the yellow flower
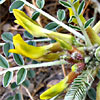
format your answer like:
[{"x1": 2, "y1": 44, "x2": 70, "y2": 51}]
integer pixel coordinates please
[
  {"x1": 9, "y1": 34, "x2": 53, "y2": 59},
  {"x1": 40, "y1": 76, "x2": 68, "y2": 99},
  {"x1": 13, "y1": 9, "x2": 75, "y2": 45}
]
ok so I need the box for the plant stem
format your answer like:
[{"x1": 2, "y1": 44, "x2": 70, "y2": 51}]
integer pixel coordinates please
[
  {"x1": 22, "y1": 86, "x2": 34, "y2": 100},
  {"x1": 19, "y1": 0, "x2": 85, "y2": 41},
  {"x1": 0, "y1": 60, "x2": 67, "y2": 76},
  {"x1": 0, "y1": 43, "x2": 5, "y2": 47},
  {"x1": 62, "y1": 64, "x2": 67, "y2": 77},
  {"x1": 70, "y1": 2, "x2": 92, "y2": 47}
]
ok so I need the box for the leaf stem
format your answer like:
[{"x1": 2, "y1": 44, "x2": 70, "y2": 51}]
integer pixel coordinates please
[
  {"x1": 70, "y1": 1, "x2": 92, "y2": 47},
  {"x1": 0, "y1": 43, "x2": 5, "y2": 47},
  {"x1": 19, "y1": 0, "x2": 85, "y2": 40},
  {"x1": 0, "y1": 60, "x2": 67, "y2": 76}
]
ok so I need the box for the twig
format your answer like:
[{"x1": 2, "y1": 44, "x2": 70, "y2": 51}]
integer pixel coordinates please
[
  {"x1": 62, "y1": 64, "x2": 67, "y2": 77},
  {"x1": 24, "y1": 5, "x2": 33, "y2": 17},
  {"x1": 82, "y1": 0, "x2": 90, "y2": 15},
  {"x1": 0, "y1": 60, "x2": 67, "y2": 76},
  {"x1": 23, "y1": 86, "x2": 34, "y2": 100}
]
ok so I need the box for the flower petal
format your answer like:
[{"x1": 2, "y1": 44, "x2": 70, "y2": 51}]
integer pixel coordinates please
[{"x1": 9, "y1": 34, "x2": 52, "y2": 59}]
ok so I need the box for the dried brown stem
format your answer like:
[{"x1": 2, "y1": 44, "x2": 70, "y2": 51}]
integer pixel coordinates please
[
  {"x1": 62, "y1": 64, "x2": 67, "y2": 77},
  {"x1": 82, "y1": 0, "x2": 90, "y2": 15}
]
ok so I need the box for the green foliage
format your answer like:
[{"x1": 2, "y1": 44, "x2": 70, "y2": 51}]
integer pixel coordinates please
[
  {"x1": 15, "y1": 93, "x2": 22, "y2": 100},
  {"x1": 77, "y1": 0, "x2": 85, "y2": 15},
  {"x1": 9, "y1": 0, "x2": 24, "y2": 13},
  {"x1": 36, "y1": 0, "x2": 45, "y2": 9},
  {"x1": 59, "y1": 0, "x2": 71, "y2": 8},
  {"x1": 64, "y1": 70, "x2": 94, "y2": 100},
  {"x1": 3, "y1": 71, "x2": 13, "y2": 87},
  {"x1": 24, "y1": 31, "x2": 34, "y2": 39},
  {"x1": 57, "y1": 9, "x2": 65, "y2": 21},
  {"x1": 22, "y1": 79, "x2": 30, "y2": 88},
  {"x1": 3, "y1": 43, "x2": 13, "y2": 57},
  {"x1": 1, "y1": 32, "x2": 13, "y2": 43},
  {"x1": 69, "y1": 24, "x2": 81, "y2": 31},
  {"x1": 17, "y1": 68, "x2": 27, "y2": 85},
  {"x1": 68, "y1": 15, "x2": 76, "y2": 23},
  {"x1": 0, "y1": 0, "x2": 100, "y2": 100},
  {"x1": 11, "y1": 82, "x2": 19, "y2": 90},
  {"x1": 7, "y1": 96, "x2": 14, "y2": 100},
  {"x1": 87, "y1": 88, "x2": 96, "y2": 100},
  {"x1": 84, "y1": 17, "x2": 94, "y2": 29},
  {"x1": 0, "y1": 54, "x2": 9, "y2": 68},
  {"x1": 32, "y1": 11, "x2": 40, "y2": 20},
  {"x1": 27, "y1": 69, "x2": 35, "y2": 78},
  {"x1": 13, "y1": 53, "x2": 24, "y2": 65},
  {"x1": 45, "y1": 22, "x2": 59, "y2": 31}
]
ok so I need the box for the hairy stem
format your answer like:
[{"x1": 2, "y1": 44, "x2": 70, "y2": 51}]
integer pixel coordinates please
[
  {"x1": 19, "y1": 0, "x2": 85, "y2": 40},
  {"x1": 70, "y1": 1, "x2": 92, "y2": 47},
  {"x1": 0, "y1": 60, "x2": 67, "y2": 76}
]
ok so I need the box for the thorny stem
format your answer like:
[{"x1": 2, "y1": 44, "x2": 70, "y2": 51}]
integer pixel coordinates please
[
  {"x1": 0, "y1": 60, "x2": 67, "y2": 76},
  {"x1": 19, "y1": 0, "x2": 85, "y2": 41},
  {"x1": 69, "y1": 0, "x2": 92, "y2": 47}
]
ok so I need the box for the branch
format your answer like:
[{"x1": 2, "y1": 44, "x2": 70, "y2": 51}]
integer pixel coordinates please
[{"x1": 0, "y1": 60, "x2": 67, "y2": 76}]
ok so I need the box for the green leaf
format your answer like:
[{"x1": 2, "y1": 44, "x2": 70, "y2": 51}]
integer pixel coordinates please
[
  {"x1": 15, "y1": 93, "x2": 21, "y2": 100},
  {"x1": 27, "y1": 41, "x2": 36, "y2": 46},
  {"x1": 13, "y1": 53, "x2": 24, "y2": 65},
  {"x1": 0, "y1": 0, "x2": 6, "y2": 4},
  {"x1": 1, "y1": 32, "x2": 13, "y2": 43},
  {"x1": 59, "y1": 0, "x2": 71, "y2": 8},
  {"x1": 84, "y1": 17, "x2": 94, "y2": 29},
  {"x1": 36, "y1": 0, "x2": 45, "y2": 9},
  {"x1": 0, "y1": 54, "x2": 9, "y2": 68},
  {"x1": 69, "y1": 24, "x2": 81, "y2": 31},
  {"x1": 24, "y1": 31, "x2": 33, "y2": 39},
  {"x1": 32, "y1": 11, "x2": 40, "y2": 20},
  {"x1": 7, "y1": 96, "x2": 14, "y2": 100},
  {"x1": 68, "y1": 15, "x2": 76, "y2": 23},
  {"x1": 73, "y1": 0, "x2": 78, "y2": 4},
  {"x1": 87, "y1": 88, "x2": 96, "y2": 100},
  {"x1": 27, "y1": 69, "x2": 35, "y2": 78},
  {"x1": 45, "y1": 22, "x2": 59, "y2": 31},
  {"x1": 17, "y1": 68, "x2": 27, "y2": 85},
  {"x1": 3, "y1": 43, "x2": 13, "y2": 57},
  {"x1": 22, "y1": 79, "x2": 30, "y2": 88},
  {"x1": 11, "y1": 82, "x2": 19, "y2": 90},
  {"x1": 9, "y1": 0, "x2": 24, "y2": 13},
  {"x1": 3, "y1": 71, "x2": 13, "y2": 87},
  {"x1": 57, "y1": 9, "x2": 65, "y2": 21},
  {"x1": 77, "y1": 0, "x2": 85, "y2": 15}
]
